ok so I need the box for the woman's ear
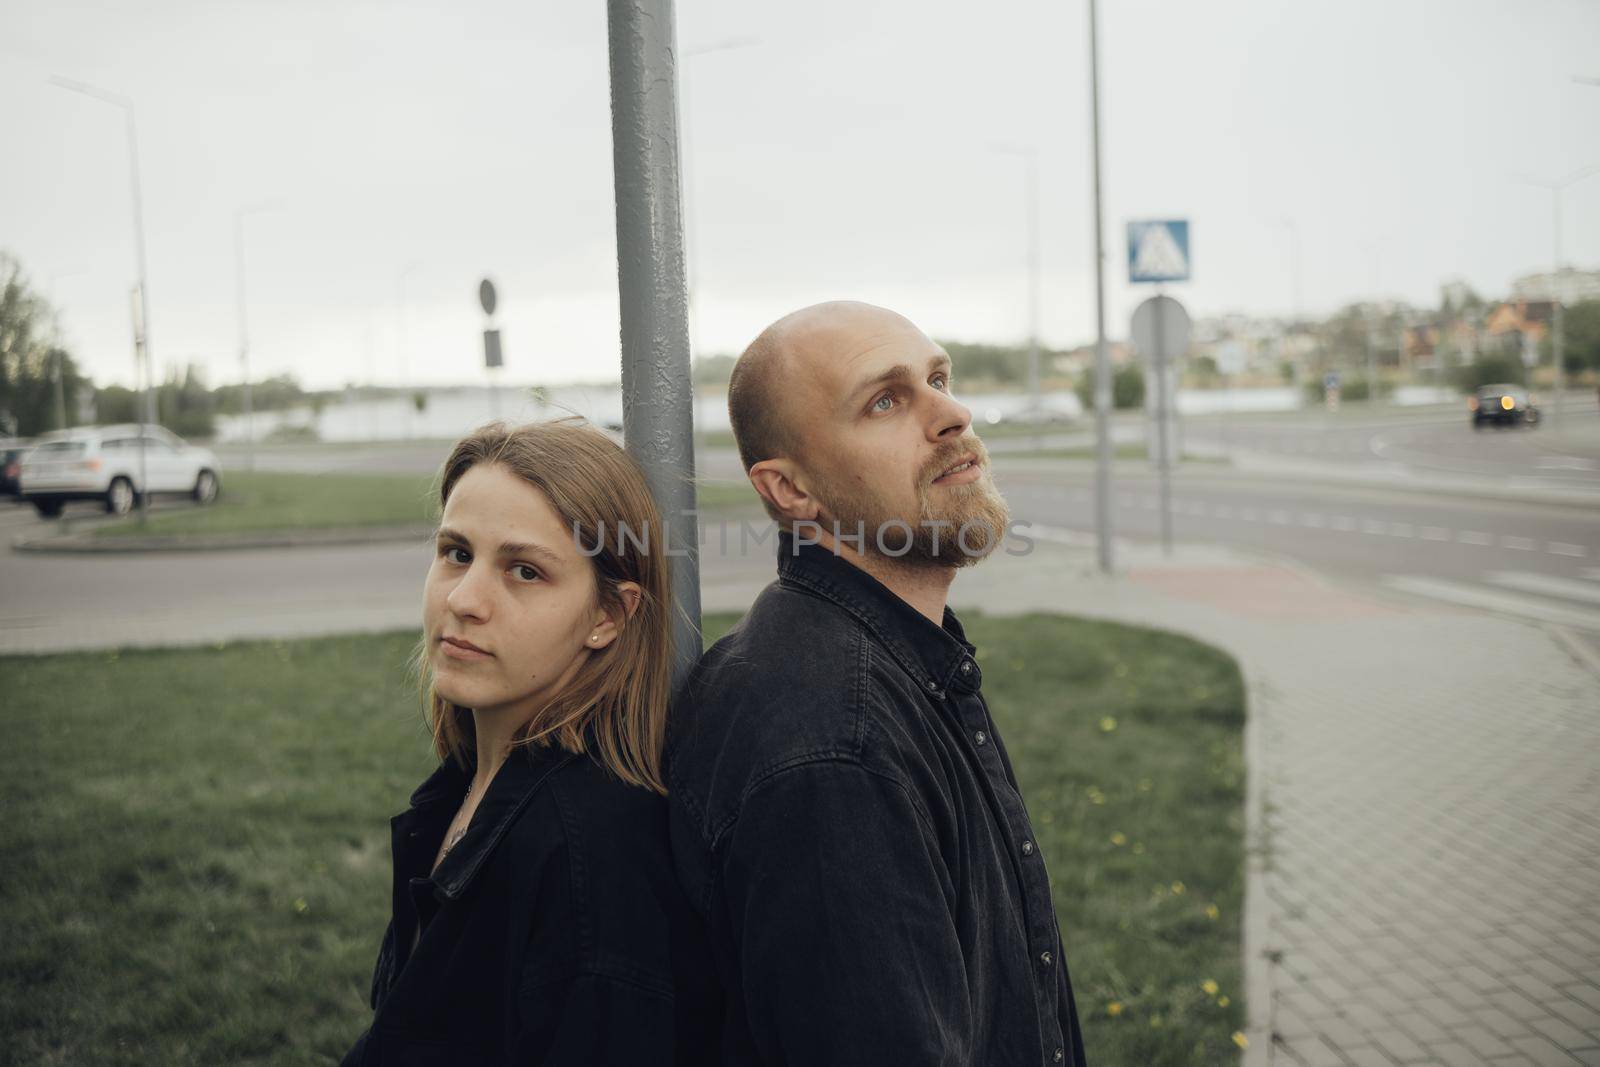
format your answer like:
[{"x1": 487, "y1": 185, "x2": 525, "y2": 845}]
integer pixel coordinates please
[{"x1": 586, "y1": 582, "x2": 643, "y2": 651}]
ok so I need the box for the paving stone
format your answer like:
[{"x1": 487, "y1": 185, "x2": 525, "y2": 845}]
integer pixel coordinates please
[
  {"x1": 1283, "y1": 1035, "x2": 1350, "y2": 1067},
  {"x1": 1506, "y1": 1034, "x2": 1585, "y2": 1065}
]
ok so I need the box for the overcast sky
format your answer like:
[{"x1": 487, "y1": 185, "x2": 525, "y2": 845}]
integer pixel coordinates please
[{"x1": 3, "y1": 0, "x2": 1598, "y2": 391}]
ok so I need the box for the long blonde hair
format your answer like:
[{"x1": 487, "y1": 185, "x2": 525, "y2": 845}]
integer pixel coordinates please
[{"x1": 417, "y1": 418, "x2": 673, "y2": 794}]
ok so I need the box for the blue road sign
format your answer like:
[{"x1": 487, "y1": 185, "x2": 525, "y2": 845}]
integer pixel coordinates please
[{"x1": 1127, "y1": 220, "x2": 1191, "y2": 283}]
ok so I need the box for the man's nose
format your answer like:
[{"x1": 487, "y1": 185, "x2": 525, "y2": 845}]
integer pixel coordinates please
[{"x1": 926, "y1": 385, "x2": 972, "y2": 442}]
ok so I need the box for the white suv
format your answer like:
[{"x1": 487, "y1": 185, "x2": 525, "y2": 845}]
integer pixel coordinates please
[{"x1": 19, "y1": 424, "x2": 221, "y2": 519}]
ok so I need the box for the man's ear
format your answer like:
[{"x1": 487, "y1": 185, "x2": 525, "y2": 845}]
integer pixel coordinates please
[
  {"x1": 587, "y1": 582, "x2": 642, "y2": 651},
  {"x1": 749, "y1": 460, "x2": 820, "y2": 524}
]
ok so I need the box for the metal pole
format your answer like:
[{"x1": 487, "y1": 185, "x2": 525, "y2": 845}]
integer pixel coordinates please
[
  {"x1": 1025, "y1": 149, "x2": 1041, "y2": 415},
  {"x1": 53, "y1": 351, "x2": 67, "y2": 430},
  {"x1": 130, "y1": 285, "x2": 150, "y2": 523},
  {"x1": 234, "y1": 209, "x2": 256, "y2": 469},
  {"x1": 606, "y1": 0, "x2": 702, "y2": 689},
  {"x1": 1551, "y1": 189, "x2": 1564, "y2": 430},
  {"x1": 1155, "y1": 297, "x2": 1172, "y2": 557},
  {"x1": 1087, "y1": 0, "x2": 1113, "y2": 575}
]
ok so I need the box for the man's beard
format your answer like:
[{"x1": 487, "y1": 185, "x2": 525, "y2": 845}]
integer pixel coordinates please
[{"x1": 811, "y1": 434, "x2": 1012, "y2": 569}]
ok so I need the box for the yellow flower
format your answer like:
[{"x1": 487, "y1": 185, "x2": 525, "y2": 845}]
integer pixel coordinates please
[
  {"x1": 1232, "y1": 1032, "x2": 1249, "y2": 1050},
  {"x1": 1171, "y1": 881, "x2": 1186, "y2": 896},
  {"x1": 1149, "y1": 1015, "x2": 1163, "y2": 1029},
  {"x1": 1109, "y1": 832, "x2": 1127, "y2": 847},
  {"x1": 1201, "y1": 979, "x2": 1219, "y2": 996},
  {"x1": 1205, "y1": 903, "x2": 1221, "y2": 921},
  {"x1": 293, "y1": 897, "x2": 309, "y2": 914},
  {"x1": 1099, "y1": 716, "x2": 1118, "y2": 733},
  {"x1": 1132, "y1": 842, "x2": 1145, "y2": 855},
  {"x1": 1218, "y1": 996, "x2": 1231, "y2": 1007},
  {"x1": 1106, "y1": 1001, "x2": 1123, "y2": 1017}
]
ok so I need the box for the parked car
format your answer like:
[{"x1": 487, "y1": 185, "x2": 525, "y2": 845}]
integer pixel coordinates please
[
  {"x1": 2, "y1": 438, "x2": 33, "y2": 497},
  {"x1": 18, "y1": 424, "x2": 221, "y2": 518},
  {"x1": 1469, "y1": 384, "x2": 1539, "y2": 429}
]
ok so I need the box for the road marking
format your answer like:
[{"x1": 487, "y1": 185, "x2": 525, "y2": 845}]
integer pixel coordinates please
[
  {"x1": 1487, "y1": 571, "x2": 1600, "y2": 607},
  {"x1": 1331, "y1": 516, "x2": 1356, "y2": 532},
  {"x1": 1536, "y1": 456, "x2": 1599, "y2": 471},
  {"x1": 1239, "y1": 507, "x2": 1259, "y2": 521},
  {"x1": 1363, "y1": 519, "x2": 1389, "y2": 535},
  {"x1": 1268, "y1": 509, "x2": 1291, "y2": 525},
  {"x1": 1456, "y1": 530, "x2": 1493, "y2": 546},
  {"x1": 1502, "y1": 535, "x2": 1537, "y2": 552},
  {"x1": 1546, "y1": 542, "x2": 1587, "y2": 558},
  {"x1": 1300, "y1": 513, "x2": 1326, "y2": 528},
  {"x1": 1388, "y1": 522, "x2": 1414, "y2": 538},
  {"x1": 1382, "y1": 575, "x2": 1600, "y2": 632},
  {"x1": 1419, "y1": 526, "x2": 1450, "y2": 541},
  {"x1": 1214, "y1": 504, "x2": 1234, "y2": 519}
]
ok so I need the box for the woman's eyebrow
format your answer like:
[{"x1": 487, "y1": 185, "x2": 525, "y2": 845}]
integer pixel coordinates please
[{"x1": 436, "y1": 526, "x2": 563, "y2": 566}]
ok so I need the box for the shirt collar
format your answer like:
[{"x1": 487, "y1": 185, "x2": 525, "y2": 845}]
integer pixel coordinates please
[
  {"x1": 775, "y1": 529, "x2": 977, "y2": 700},
  {"x1": 401, "y1": 742, "x2": 579, "y2": 901}
]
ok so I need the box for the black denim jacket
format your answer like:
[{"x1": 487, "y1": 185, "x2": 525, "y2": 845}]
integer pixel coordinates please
[
  {"x1": 342, "y1": 742, "x2": 717, "y2": 1066},
  {"x1": 668, "y1": 532, "x2": 1087, "y2": 1066}
]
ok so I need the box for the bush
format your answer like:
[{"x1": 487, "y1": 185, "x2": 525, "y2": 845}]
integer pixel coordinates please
[
  {"x1": 1076, "y1": 365, "x2": 1146, "y2": 411},
  {"x1": 1453, "y1": 355, "x2": 1526, "y2": 394}
]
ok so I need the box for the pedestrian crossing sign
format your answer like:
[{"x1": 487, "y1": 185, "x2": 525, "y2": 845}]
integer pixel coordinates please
[{"x1": 1127, "y1": 219, "x2": 1191, "y2": 283}]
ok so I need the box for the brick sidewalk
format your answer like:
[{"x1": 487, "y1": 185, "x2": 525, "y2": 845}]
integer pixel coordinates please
[{"x1": 932, "y1": 541, "x2": 1600, "y2": 1066}]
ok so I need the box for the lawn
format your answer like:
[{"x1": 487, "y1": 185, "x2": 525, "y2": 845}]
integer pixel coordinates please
[
  {"x1": 89, "y1": 470, "x2": 761, "y2": 539},
  {"x1": 0, "y1": 614, "x2": 1245, "y2": 1065}
]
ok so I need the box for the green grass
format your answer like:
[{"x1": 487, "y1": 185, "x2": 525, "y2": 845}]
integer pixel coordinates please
[
  {"x1": 0, "y1": 614, "x2": 1244, "y2": 1065},
  {"x1": 90, "y1": 471, "x2": 760, "y2": 540},
  {"x1": 1013, "y1": 443, "x2": 1228, "y2": 464}
]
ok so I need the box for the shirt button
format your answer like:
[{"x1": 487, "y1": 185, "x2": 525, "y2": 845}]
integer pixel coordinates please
[
  {"x1": 974, "y1": 730, "x2": 988, "y2": 746},
  {"x1": 1022, "y1": 839, "x2": 1035, "y2": 856},
  {"x1": 925, "y1": 680, "x2": 938, "y2": 692},
  {"x1": 1040, "y1": 950, "x2": 1053, "y2": 967},
  {"x1": 960, "y1": 660, "x2": 972, "y2": 674},
  {"x1": 1053, "y1": 1048, "x2": 1065, "y2": 1063}
]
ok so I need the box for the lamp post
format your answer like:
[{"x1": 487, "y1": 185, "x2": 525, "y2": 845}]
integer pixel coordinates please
[
  {"x1": 1087, "y1": 0, "x2": 1113, "y2": 575},
  {"x1": 680, "y1": 36, "x2": 759, "y2": 450},
  {"x1": 51, "y1": 75, "x2": 154, "y2": 524},
  {"x1": 992, "y1": 144, "x2": 1042, "y2": 421},
  {"x1": 235, "y1": 201, "x2": 282, "y2": 470}
]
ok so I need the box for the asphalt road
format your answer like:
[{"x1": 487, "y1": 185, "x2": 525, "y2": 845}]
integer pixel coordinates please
[{"x1": 3, "y1": 404, "x2": 1598, "y2": 656}]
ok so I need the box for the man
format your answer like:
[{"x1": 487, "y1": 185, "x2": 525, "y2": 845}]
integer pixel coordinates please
[{"x1": 668, "y1": 301, "x2": 1086, "y2": 1066}]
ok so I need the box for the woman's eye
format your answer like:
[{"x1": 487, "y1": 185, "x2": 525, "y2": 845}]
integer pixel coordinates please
[
  {"x1": 444, "y1": 546, "x2": 470, "y2": 564},
  {"x1": 511, "y1": 564, "x2": 541, "y2": 582}
]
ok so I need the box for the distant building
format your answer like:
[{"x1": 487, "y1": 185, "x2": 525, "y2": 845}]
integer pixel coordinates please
[
  {"x1": 1485, "y1": 300, "x2": 1555, "y2": 366},
  {"x1": 1510, "y1": 267, "x2": 1600, "y2": 307}
]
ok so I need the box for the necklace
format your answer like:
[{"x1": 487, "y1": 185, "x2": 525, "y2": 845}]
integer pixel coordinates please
[{"x1": 438, "y1": 779, "x2": 475, "y2": 861}]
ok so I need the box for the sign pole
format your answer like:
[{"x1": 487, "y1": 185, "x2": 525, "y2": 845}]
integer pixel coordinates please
[
  {"x1": 1087, "y1": 0, "x2": 1113, "y2": 575},
  {"x1": 606, "y1": 0, "x2": 702, "y2": 691},
  {"x1": 1154, "y1": 292, "x2": 1172, "y2": 557}
]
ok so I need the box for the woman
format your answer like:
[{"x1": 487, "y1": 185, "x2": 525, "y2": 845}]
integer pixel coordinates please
[{"x1": 342, "y1": 419, "x2": 714, "y2": 1065}]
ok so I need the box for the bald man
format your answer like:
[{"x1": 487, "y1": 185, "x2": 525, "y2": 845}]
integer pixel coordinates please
[{"x1": 667, "y1": 302, "x2": 1087, "y2": 1066}]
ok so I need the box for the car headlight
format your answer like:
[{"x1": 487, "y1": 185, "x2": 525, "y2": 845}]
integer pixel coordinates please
[{"x1": 1501, "y1": 395, "x2": 1515, "y2": 411}]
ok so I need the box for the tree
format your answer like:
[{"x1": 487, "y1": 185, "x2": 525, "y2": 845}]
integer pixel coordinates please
[
  {"x1": 1558, "y1": 299, "x2": 1600, "y2": 374},
  {"x1": 0, "y1": 252, "x2": 89, "y2": 436}
]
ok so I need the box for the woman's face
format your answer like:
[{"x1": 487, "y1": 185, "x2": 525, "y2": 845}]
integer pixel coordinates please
[{"x1": 423, "y1": 462, "x2": 617, "y2": 719}]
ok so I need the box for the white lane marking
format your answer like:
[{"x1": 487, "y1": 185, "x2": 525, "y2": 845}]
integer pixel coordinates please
[
  {"x1": 1420, "y1": 526, "x2": 1450, "y2": 542},
  {"x1": 1382, "y1": 575, "x2": 1600, "y2": 632},
  {"x1": 1547, "y1": 542, "x2": 1587, "y2": 558},
  {"x1": 1388, "y1": 522, "x2": 1415, "y2": 538},
  {"x1": 1456, "y1": 530, "x2": 1493, "y2": 546},
  {"x1": 1487, "y1": 571, "x2": 1600, "y2": 607},
  {"x1": 1268, "y1": 509, "x2": 1292, "y2": 525},
  {"x1": 1300, "y1": 513, "x2": 1326, "y2": 528},
  {"x1": 1363, "y1": 519, "x2": 1389, "y2": 535},
  {"x1": 1331, "y1": 516, "x2": 1356, "y2": 532},
  {"x1": 1536, "y1": 455, "x2": 1599, "y2": 471},
  {"x1": 1502, "y1": 535, "x2": 1537, "y2": 552}
]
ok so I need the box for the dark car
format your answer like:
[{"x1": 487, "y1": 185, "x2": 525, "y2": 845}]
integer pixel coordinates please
[
  {"x1": 1470, "y1": 384, "x2": 1539, "y2": 429},
  {"x1": 1, "y1": 439, "x2": 33, "y2": 496}
]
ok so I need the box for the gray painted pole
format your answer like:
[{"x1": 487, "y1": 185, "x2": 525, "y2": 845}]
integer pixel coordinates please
[
  {"x1": 1087, "y1": 0, "x2": 1113, "y2": 574},
  {"x1": 1154, "y1": 296, "x2": 1173, "y2": 557},
  {"x1": 606, "y1": 0, "x2": 703, "y2": 690}
]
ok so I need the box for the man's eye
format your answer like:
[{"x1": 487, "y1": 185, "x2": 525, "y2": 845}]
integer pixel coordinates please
[
  {"x1": 932, "y1": 374, "x2": 949, "y2": 390},
  {"x1": 872, "y1": 393, "x2": 894, "y2": 413}
]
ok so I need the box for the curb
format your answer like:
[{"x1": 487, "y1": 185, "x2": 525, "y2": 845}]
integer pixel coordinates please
[{"x1": 12, "y1": 523, "x2": 434, "y2": 555}]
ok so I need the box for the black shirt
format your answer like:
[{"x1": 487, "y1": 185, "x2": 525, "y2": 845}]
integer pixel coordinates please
[
  {"x1": 668, "y1": 532, "x2": 1087, "y2": 1066},
  {"x1": 343, "y1": 742, "x2": 717, "y2": 1066}
]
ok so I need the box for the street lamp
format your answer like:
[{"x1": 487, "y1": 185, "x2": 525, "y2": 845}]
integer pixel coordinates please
[
  {"x1": 991, "y1": 143, "x2": 1042, "y2": 422},
  {"x1": 680, "y1": 36, "x2": 759, "y2": 448},
  {"x1": 235, "y1": 200, "x2": 283, "y2": 470},
  {"x1": 1087, "y1": 0, "x2": 1114, "y2": 575},
  {"x1": 1513, "y1": 163, "x2": 1600, "y2": 429},
  {"x1": 51, "y1": 75, "x2": 155, "y2": 524}
]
